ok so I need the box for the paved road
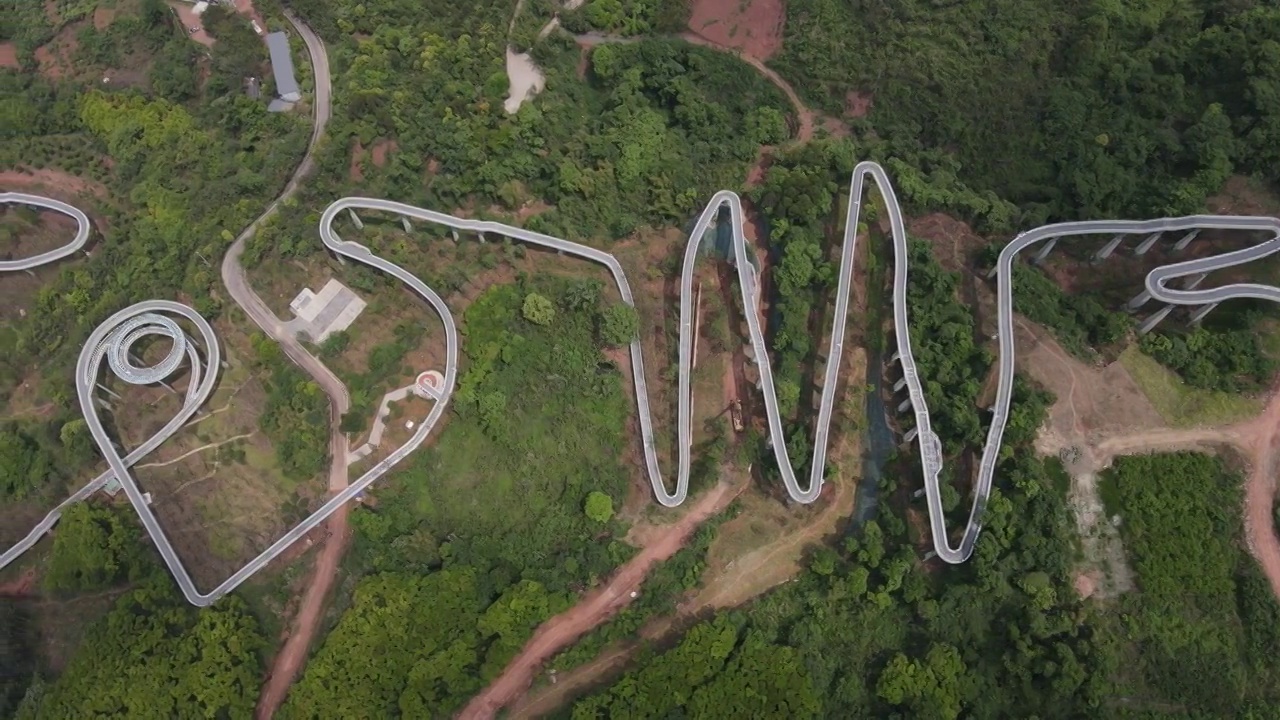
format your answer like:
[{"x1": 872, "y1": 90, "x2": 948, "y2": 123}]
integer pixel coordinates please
[
  {"x1": 220, "y1": 10, "x2": 349, "y2": 494},
  {"x1": 0, "y1": 192, "x2": 92, "y2": 272}
]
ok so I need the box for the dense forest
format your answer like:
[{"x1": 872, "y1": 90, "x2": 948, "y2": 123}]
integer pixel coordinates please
[
  {"x1": 1095, "y1": 453, "x2": 1280, "y2": 712},
  {"x1": 774, "y1": 0, "x2": 1280, "y2": 224}
]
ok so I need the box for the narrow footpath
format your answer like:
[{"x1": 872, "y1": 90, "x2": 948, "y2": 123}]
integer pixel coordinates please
[{"x1": 456, "y1": 478, "x2": 746, "y2": 720}]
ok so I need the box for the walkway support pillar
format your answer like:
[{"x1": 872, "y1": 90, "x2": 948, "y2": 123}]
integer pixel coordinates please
[
  {"x1": 904, "y1": 427, "x2": 919, "y2": 443},
  {"x1": 1189, "y1": 302, "x2": 1219, "y2": 326},
  {"x1": 401, "y1": 217, "x2": 412, "y2": 233},
  {"x1": 1184, "y1": 272, "x2": 1208, "y2": 290},
  {"x1": 1134, "y1": 232, "x2": 1162, "y2": 255},
  {"x1": 347, "y1": 208, "x2": 363, "y2": 230},
  {"x1": 897, "y1": 398, "x2": 912, "y2": 414},
  {"x1": 1127, "y1": 289, "x2": 1151, "y2": 311},
  {"x1": 1138, "y1": 305, "x2": 1175, "y2": 335},
  {"x1": 1032, "y1": 237, "x2": 1058, "y2": 264},
  {"x1": 1093, "y1": 234, "x2": 1125, "y2": 262},
  {"x1": 1173, "y1": 230, "x2": 1199, "y2": 251},
  {"x1": 893, "y1": 377, "x2": 907, "y2": 393}
]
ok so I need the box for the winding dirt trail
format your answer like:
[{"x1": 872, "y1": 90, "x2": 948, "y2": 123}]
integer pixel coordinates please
[{"x1": 456, "y1": 478, "x2": 746, "y2": 720}]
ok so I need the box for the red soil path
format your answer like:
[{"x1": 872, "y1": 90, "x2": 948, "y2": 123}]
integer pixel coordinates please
[
  {"x1": 254, "y1": 508, "x2": 351, "y2": 719},
  {"x1": 1090, "y1": 377, "x2": 1280, "y2": 601},
  {"x1": 456, "y1": 479, "x2": 746, "y2": 720},
  {"x1": 1238, "y1": 380, "x2": 1280, "y2": 599}
]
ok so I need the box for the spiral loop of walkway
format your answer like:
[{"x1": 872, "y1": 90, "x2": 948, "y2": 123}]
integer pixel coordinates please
[{"x1": 0, "y1": 192, "x2": 93, "y2": 272}]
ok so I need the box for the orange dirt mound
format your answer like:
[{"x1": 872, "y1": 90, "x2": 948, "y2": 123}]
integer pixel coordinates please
[{"x1": 687, "y1": 0, "x2": 786, "y2": 61}]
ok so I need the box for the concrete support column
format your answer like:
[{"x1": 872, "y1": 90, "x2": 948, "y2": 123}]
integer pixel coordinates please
[
  {"x1": 893, "y1": 377, "x2": 907, "y2": 393},
  {"x1": 1093, "y1": 234, "x2": 1125, "y2": 262},
  {"x1": 986, "y1": 265, "x2": 999, "y2": 280},
  {"x1": 1127, "y1": 289, "x2": 1151, "y2": 311},
  {"x1": 477, "y1": 231, "x2": 487, "y2": 244},
  {"x1": 912, "y1": 486, "x2": 925, "y2": 498},
  {"x1": 897, "y1": 398, "x2": 912, "y2": 414},
  {"x1": 1189, "y1": 302, "x2": 1219, "y2": 326},
  {"x1": 1134, "y1": 232, "x2": 1162, "y2": 255},
  {"x1": 95, "y1": 382, "x2": 122, "y2": 400},
  {"x1": 450, "y1": 228, "x2": 460, "y2": 243},
  {"x1": 1138, "y1": 305, "x2": 1175, "y2": 335},
  {"x1": 128, "y1": 352, "x2": 179, "y2": 395},
  {"x1": 1173, "y1": 229, "x2": 1199, "y2": 251},
  {"x1": 400, "y1": 217, "x2": 412, "y2": 233},
  {"x1": 1184, "y1": 272, "x2": 1208, "y2": 290},
  {"x1": 904, "y1": 427, "x2": 919, "y2": 443},
  {"x1": 890, "y1": 351, "x2": 901, "y2": 364},
  {"x1": 924, "y1": 550, "x2": 938, "y2": 561},
  {"x1": 347, "y1": 208, "x2": 363, "y2": 230},
  {"x1": 25, "y1": 268, "x2": 36, "y2": 277},
  {"x1": 1032, "y1": 237, "x2": 1058, "y2": 264}
]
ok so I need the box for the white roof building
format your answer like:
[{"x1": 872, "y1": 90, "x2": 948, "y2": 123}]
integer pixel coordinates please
[{"x1": 265, "y1": 31, "x2": 301, "y2": 102}]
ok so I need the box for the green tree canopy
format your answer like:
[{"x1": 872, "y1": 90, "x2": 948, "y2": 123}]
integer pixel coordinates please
[
  {"x1": 522, "y1": 293, "x2": 556, "y2": 326},
  {"x1": 584, "y1": 491, "x2": 614, "y2": 523},
  {"x1": 600, "y1": 303, "x2": 639, "y2": 346}
]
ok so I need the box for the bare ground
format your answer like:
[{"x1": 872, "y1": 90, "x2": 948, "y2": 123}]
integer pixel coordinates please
[
  {"x1": 1013, "y1": 315, "x2": 1280, "y2": 602},
  {"x1": 457, "y1": 476, "x2": 748, "y2": 720},
  {"x1": 686, "y1": 0, "x2": 786, "y2": 60},
  {"x1": 0, "y1": 167, "x2": 110, "y2": 201}
]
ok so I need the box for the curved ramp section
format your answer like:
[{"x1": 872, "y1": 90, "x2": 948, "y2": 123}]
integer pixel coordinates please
[
  {"x1": 0, "y1": 192, "x2": 93, "y2": 272},
  {"x1": 4, "y1": 161, "x2": 1279, "y2": 606},
  {"x1": 321, "y1": 162, "x2": 1280, "y2": 564}
]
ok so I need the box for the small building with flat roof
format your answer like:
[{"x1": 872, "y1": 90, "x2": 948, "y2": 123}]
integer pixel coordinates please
[
  {"x1": 265, "y1": 31, "x2": 301, "y2": 102},
  {"x1": 289, "y1": 278, "x2": 366, "y2": 343}
]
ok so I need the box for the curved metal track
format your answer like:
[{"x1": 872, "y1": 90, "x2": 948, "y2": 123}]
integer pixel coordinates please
[
  {"x1": 321, "y1": 162, "x2": 1280, "y2": 565},
  {"x1": 0, "y1": 192, "x2": 93, "y2": 272},
  {"x1": 4, "y1": 162, "x2": 1279, "y2": 604}
]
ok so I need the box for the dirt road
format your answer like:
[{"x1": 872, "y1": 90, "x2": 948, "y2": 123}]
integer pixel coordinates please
[
  {"x1": 456, "y1": 479, "x2": 745, "y2": 720},
  {"x1": 1237, "y1": 380, "x2": 1280, "y2": 599},
  {"x1": 254, "y1": 509, "x2": 350, "y2": 718},
  {"x1": 574, "y1": 31, "x2": 819, "y2": 143}
]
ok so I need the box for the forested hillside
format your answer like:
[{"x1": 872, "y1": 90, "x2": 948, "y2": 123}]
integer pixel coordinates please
[
  {"x1": 4, "y1": 0, "x2": 1278, "y2": 716},
  {"x1": 774, "y1": 0, "x2": 1280, "y2": 224}
]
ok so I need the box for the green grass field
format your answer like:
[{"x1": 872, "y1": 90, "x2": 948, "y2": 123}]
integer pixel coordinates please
[{"x1": 1118, "y1": 345, "x2": 1262, "y2": 427}]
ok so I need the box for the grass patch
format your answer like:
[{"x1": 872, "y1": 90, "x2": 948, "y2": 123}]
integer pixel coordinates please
[
  {"x1": 359, "y1": 275, "x2": 634, "y2": 592},
  {"x1": 1118, "y1": 345, "x2": 1261, "y2": 427},
  {"x1": 1045, "y1": 456, "x2": 1071, "y2": 498},
  {"x1": 1094, "y1": 471, "x2": 1122, "y2": 521}
]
